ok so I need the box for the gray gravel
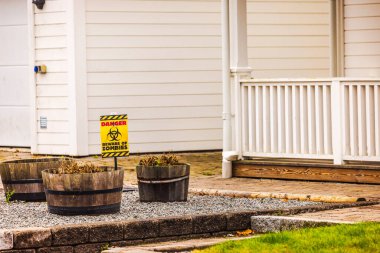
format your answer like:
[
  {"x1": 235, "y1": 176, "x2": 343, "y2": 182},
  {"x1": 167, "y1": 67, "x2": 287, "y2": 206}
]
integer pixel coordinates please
[{"x1": 0, "y1": 191, "x2": 321, "y2": 229}]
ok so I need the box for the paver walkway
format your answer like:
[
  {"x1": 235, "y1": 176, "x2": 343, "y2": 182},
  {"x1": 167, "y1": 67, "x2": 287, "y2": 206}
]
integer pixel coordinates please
[
  {"x1": 293, "y1": 204, "x2": 380, "y2": 222},
  {"x1": 190, "y1": 176, "x2": 380, "y2": 201}
]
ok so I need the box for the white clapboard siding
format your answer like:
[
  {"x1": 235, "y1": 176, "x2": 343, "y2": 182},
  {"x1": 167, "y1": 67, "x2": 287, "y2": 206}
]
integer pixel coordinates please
[
  {"x1": 85, "y1": 0, "x2": 334, "y2": 154},
  {"x1": 34, "y1": 0, "x2": 70, "y2": 154},
  {"x1": 87, "y1": 106, "x2": 222, "y2": 121},
  {"x1": 344, "y1": 1, "x2": 380, "y2": 77},
  {"x1": 85, "y1": 0, "x2": 222, "y2": 154},
  {"x1": 247, "y1": 0, "x2": 330, "y2": 78},
  {"x1": 88, "y1": 83, "x2": 221, "y2": 96},
  {"x1": 87, "y1": 24, "x2": 221, "y2": 36},
  {"x1": 0, "y1": 0, "x2": 30, "y2": 146},
  {"x1": 87, "y1": 59, "x2": 221, "y2": 72}
]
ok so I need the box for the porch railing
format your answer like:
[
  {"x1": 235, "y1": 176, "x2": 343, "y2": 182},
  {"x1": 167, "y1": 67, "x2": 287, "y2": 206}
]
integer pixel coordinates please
[{"x1": 236, "y1": 78, "x2": 380, "y2": 164}]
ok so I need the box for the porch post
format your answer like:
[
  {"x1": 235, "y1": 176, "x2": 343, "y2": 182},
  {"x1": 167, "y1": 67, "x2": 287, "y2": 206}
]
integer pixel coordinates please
[
  {"x1": 230, "y1": 0, "x2": 251, "y2": 159},
  {"x1": 222, "y1": 0, "x2": 233, "y2": 178},
  {"x1": 222, "y1": 0, "x2": 251, "y2": 178},
  {"x1": 230, "y1": 0, "x2": 250, "y2": 73}
]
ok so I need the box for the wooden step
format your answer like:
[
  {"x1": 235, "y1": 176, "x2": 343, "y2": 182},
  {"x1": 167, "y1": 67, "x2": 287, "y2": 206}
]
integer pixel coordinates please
[{"x1": 233, "y1": 159, "x2": 380, "y2": 184}]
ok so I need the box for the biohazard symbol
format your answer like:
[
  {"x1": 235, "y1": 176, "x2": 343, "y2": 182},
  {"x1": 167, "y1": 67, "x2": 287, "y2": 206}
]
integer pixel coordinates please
[{"x1": 107, "y1": 127, "x2": 122, "y2": 141}]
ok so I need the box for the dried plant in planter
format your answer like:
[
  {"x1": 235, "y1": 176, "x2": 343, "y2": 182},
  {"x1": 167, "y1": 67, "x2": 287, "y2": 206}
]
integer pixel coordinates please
[
  {"x1": 138, "y1": 154, "x2": 179, "y2": 167},
  {"x1": 136, "y1": 154, "x2": 190, "y2": 202},
  {"x1": 52, "y1": 160, "x2": 108, "y2": 174}
]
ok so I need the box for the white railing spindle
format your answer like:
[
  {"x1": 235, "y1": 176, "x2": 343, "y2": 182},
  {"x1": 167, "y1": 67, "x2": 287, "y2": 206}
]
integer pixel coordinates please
[
  {"x1": 278, "y1": 86, "x2": 285, "y2": 153},
  {"x1": 255, "y1": 86, "x2": 263, "y2": 152},
  {"x1": 365, "y1": 85, "x2": 375, "y2": 156},
  {"x1": 357, "y1": 85, "x2": 367, "y2": 156},
  {"x1": 375, "y1": 85, "x2": 380, "y2": 156},
  {"x1": 349, "y1": 85, "x2": 358, "y2": 156}
]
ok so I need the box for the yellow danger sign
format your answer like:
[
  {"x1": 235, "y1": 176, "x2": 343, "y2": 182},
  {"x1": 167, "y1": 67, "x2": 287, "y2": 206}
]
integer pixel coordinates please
[{"x1": 100, "y1": 114, "x2": 129, "y2": 158}]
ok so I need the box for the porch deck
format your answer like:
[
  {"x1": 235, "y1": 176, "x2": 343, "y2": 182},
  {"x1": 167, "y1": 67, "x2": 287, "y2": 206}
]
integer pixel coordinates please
[{"x1": 233, "y1": 158, "x2": 380, "y2": 184}]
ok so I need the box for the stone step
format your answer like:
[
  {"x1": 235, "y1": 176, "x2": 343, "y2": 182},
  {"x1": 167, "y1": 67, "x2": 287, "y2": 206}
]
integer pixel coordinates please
[{"x1": 251, "y1": 216, "x2": 354, "y2": 233}]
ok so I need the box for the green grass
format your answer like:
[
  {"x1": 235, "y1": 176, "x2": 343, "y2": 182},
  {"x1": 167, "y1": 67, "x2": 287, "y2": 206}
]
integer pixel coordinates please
[{"x1": 194, "y1": 223, "x2": 380, "y2": 253}]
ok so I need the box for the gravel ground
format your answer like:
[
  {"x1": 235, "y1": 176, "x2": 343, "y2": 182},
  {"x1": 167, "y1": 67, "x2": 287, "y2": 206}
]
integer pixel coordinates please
[{"x1": 0, "y1": 191, "x2": 321, "y2": 229}]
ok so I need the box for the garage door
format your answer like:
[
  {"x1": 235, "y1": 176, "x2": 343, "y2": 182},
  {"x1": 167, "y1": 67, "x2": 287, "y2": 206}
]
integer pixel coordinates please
[{"x1": 0, "y1": 0, "x2": 30, "y2": 147}]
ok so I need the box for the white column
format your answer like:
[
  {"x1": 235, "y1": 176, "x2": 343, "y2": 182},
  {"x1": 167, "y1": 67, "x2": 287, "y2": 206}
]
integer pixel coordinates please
[
  {"x1": 222, "y1": 0, "x2": 233, "y2": 178},
  {"x1": 330, "y1": 0, "x2": 338, "y2": 77},
  {"x1": 222, "y1": 0, "x2": 251, "y2": 178},
  {"x1": 67, "y1": 0, "x2": 89, "y2": 156},
  {"x1": 230, "y1": 0, "x2": 251, "y2": 156},
  {"x1": 230, "y1": 0, "x2": 251, "y2": 73}
]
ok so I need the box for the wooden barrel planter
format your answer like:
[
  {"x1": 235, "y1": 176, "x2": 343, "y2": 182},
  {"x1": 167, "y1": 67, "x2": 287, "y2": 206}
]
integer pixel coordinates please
[
  {"x1": 0, "y1": 158, "x2": 66, "y2": 202},
  {"x1": 136, "y1": 164, "x2": 190, "y2": 202},
  {"x1": 42, "y1": 167, "x2": 124, "y2": 215}
]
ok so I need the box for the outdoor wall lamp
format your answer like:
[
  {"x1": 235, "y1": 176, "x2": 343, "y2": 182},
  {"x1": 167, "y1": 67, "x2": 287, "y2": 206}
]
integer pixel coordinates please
[{"x1": 32, "y1": 0, "x2": 45, "y2": 10}]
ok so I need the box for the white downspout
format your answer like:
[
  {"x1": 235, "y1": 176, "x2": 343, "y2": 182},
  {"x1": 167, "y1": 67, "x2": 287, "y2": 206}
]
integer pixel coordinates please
[
  {"x1": 27, "y1": 1, "x2": 37, "y2": 154},
  {"x1": 222, "y1": 0, "x2": 234, "y2": 178}
]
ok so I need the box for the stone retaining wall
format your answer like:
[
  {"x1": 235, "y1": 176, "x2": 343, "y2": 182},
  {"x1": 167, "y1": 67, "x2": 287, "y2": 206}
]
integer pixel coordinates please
[{"x1": 0, "y1": 202, "x2": 377, "y2": 253}]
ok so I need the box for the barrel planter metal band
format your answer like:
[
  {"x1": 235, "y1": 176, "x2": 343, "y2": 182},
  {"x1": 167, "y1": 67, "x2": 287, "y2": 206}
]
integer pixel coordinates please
[
  {"x1": 47, "y1": 203, "x2": 121, "y2": 216},
  {"x1": 137, "y1": 175, "x2": 189, "y2": 184},
  {"x1": 9, "y1": 192, "x2": 47, "y2": 202},
  {"x1": 2, "y1": 179, "x2": 43, "y2": 184},
  {"x1": 136, "y1": 164, "x2": 190, "y2": 202},
  {"x1": 42, "y1": 167, "x2": 124, "y2": 216},
  {"x1": 46, "y1": 187, "x2": 122, "y2": 195},
  {"x1": 0, "y1": 158, "x2": 68, "y2": 202}
]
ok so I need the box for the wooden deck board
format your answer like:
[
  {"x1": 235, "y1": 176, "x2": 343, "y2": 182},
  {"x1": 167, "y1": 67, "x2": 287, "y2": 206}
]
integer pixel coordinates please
[{"x1": 233, "y1": 159, "x2": 380, "y2": 184}]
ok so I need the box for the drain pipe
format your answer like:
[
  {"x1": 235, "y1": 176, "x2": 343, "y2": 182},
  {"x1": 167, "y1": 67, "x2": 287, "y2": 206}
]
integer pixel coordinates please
[{"x1": 221, "y1": 0, "x2": 234, "y2": 178}]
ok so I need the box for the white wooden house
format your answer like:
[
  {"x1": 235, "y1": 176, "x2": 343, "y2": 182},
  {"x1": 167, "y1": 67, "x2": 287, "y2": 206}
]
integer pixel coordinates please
[{"x1": 0, "y1": 0, "x2": 379, "y2": 173}]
